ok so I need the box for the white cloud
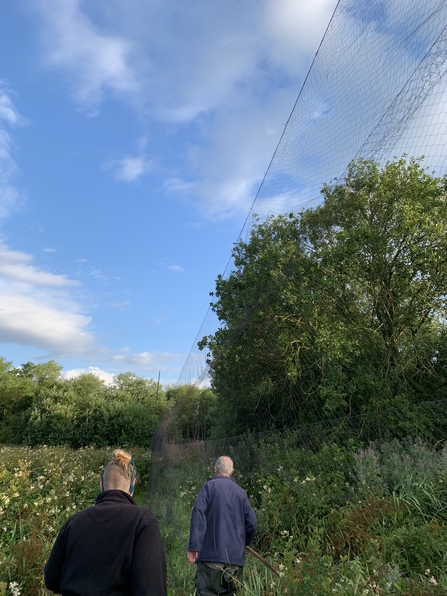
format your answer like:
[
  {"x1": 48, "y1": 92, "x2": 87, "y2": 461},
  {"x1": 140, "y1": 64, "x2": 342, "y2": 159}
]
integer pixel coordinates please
[
  {"x1": 0, "y1": 243, "x2": 77, "y2": 286},
  {"x1": 27, "y1": 0, "x2": 336, "y2": 121},
  {"x1": 261, "y1": 0, "x2": 338, "y2": 76},
  {"x1": 63, "y1": 366, "x2": 115, "y2": 385},
  {"x1": 0, "y1": 184, "x2": 22, "y2": 220},
  {"x1": 30, "y1": 0, "x2": 138, "y2": 110},
  {"x1": 28, "y1": 0, "x2": 340, "y2": 215},
  {"x1": 167, "y1": 265, "x2": 183, "y2": 273},
  {"x1": 0, "y1": 86, "x2": 96, "y2": 357},
  {"x1": 105, "y1": 155, "x2": 154, "y2": 182},
  {"x1": 0, "y1": 288, "x2": 94, "y2": 354},
  {"x1": 0, "y1": 243, "x2": 95, "y2": 356},
  {"x1": 89, "y1": 268, "x2": 109, "y2": 281},
  {"x1": 43, "y1": 248, "x2": 57, "y2": 253}
]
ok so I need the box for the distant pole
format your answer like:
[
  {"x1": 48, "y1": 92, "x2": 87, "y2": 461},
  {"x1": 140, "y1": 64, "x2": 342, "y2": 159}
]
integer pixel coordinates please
[
  {"x1": 149, "y1": 371, "x2": 162, "y2": 500},
  {"x1": 154, "y1": 371, "x2": 161, "y2": 431}
]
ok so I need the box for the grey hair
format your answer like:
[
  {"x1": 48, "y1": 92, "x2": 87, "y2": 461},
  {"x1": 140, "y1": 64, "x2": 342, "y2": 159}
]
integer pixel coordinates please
[{"x1": 215, "y1": 456, "x2": 234, "y2": 476}]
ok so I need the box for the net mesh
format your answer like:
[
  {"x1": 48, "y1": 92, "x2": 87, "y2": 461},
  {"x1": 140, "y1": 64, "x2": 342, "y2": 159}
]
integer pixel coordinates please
[
  {"x1": 149, "y1": 0, "x2": 447, "y2": 584},
  {"x1": 172, "y1": 0, "x2": 447, "y2": 388}
]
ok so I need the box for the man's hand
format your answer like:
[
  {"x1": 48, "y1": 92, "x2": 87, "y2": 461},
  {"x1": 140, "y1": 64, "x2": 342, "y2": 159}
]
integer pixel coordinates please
[{"x1": 187, "y1": 550, "x2": 198, "y2": 563}]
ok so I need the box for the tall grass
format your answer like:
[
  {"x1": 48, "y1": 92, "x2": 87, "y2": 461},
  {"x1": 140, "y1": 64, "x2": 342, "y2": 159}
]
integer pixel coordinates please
[{"x1": 2, "y1": 440, "x2": 447, "y2": 595}]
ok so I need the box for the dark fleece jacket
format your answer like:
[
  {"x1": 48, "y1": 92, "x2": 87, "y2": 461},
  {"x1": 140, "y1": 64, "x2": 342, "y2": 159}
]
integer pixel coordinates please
[{"x1": 44, "y1": 490, "x2": 167, "y2": 596}]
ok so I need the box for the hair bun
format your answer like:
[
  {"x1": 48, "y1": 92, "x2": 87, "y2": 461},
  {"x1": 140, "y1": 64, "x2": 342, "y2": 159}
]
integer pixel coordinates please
[{"x1": 112, "y1": 449, "x2": 132, "y2": 465}]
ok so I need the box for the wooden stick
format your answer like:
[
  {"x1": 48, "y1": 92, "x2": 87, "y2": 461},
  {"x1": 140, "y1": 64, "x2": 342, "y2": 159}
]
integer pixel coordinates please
[{"x1": 245, "y1": 545, "x2": 280, "y2": 576}]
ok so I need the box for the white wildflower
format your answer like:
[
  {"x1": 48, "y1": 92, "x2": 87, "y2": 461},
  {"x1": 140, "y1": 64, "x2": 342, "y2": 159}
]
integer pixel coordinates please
[{"x1": 9, "y1": 581, "x2": 21, "y2": 596}]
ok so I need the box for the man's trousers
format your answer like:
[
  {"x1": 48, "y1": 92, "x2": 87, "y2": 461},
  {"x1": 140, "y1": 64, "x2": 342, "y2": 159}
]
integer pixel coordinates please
[{"x1": 195, "y1": 562, "x2": 244, "y2": 596}]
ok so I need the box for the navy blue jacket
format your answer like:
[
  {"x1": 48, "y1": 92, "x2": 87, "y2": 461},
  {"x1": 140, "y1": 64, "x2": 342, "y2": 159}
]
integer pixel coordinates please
[
  {"x1": 44, "y1": 490, "x2": 167, "y2": 596},
  {"x1": 188, "y1": 475, "x2": 258, "y2": 566}
]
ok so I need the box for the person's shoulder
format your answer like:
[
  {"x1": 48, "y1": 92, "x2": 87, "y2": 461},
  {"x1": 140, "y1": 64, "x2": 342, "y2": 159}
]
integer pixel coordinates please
[
  {"x1": 213, "y1": 476, "x2": 245, "y2": 491},
  {"x1": 131, "y1": 502, "x2": 158, "y2": 519},
  {"x1": 133, "y1": 505, "x2": 161, "y2": 529},
  {"x1": 63, "y1": 502, "x2": 96, "y2": 526}
]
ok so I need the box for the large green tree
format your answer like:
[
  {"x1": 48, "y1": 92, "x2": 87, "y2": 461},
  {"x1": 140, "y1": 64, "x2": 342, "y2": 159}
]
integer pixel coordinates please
[{"x1": 200, "y1": 157, "x2": 447, "y2": 437}]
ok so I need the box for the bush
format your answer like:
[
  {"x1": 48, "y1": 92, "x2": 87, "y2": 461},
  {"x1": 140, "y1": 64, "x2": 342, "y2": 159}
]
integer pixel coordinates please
[{"x1": 22, "y1": 374, "x2": 164, "y2": 448}]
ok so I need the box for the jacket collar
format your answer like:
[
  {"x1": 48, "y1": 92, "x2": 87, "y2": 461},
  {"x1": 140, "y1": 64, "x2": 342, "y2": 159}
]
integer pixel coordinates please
[
  {"x1": 95, "y1": 489, "x2": 136, "y2": 506},
  {"x1": 213, "y1": 475, "x2": 235, "y2": 483}
]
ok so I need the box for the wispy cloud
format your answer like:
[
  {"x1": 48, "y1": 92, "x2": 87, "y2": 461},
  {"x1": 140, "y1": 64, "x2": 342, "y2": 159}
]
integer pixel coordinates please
[
  {"x1": 261, "y1": 0, "x2": 338, "y2": 75},
  {"x1": 89, "y1": 268, "x2": 109, "y2": 281},
  {"x1": 109, "y1": 349, "x2": 185, "y2": 372},
  {"x1": 163, "y1": 178, "x2": 197, "y2": 193},
  {"x1": 30, "y1": 0, "x2": 138, "y2": 111},
  {"x1": 109, "y1": 299, "x2": 131, "y2": 309},
  {"x1": 0, "y1": 82, "x2": 27, "y2": 218},
  {"x1": 104, "y1": 155, "x2": 154, "y2": 182},
  {"x1": 0, "y1": 84, "x2": 97, "y2": 357},
  {"x1": 0, "y1": 86, "x2": 27, "y2": 126},
  {"x1": 167, "y1": 265, "x2": 183, "y2": 273}
]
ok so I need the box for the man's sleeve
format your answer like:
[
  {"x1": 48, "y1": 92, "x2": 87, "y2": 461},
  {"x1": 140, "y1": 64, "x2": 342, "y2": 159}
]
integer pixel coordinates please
[
  {"x1": 44, "y1": 522, "x2": 68, "y2": 593},
  {"x1": 244, "y1": 498, "x2": 258, "y2": 546},
  {"x1": 188, "y1": 484, "x2": 208, "y2": 553},
  {"x1": 131, "y1": 513, "x2": 167, "y2": 596}
]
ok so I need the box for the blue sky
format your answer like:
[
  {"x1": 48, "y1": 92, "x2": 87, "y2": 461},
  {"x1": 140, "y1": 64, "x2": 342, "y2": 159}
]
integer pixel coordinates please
[{"x1": 0, "y1": 0, "x2": 339, "y2": 384}]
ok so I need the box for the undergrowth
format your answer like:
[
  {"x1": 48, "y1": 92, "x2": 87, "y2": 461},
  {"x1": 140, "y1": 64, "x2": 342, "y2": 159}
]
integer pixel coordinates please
[{"x1": 2, "y1": 439, "x2": 447, "y2": 595}]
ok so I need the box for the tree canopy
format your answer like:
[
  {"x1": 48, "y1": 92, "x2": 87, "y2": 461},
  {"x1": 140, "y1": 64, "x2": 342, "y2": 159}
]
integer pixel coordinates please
[
  {"x1": 0, "y1": 360, "x2": 169, "y2": 447},
  {"x1": 200, "y1": 157, "x2": 447, "y2": 437}
]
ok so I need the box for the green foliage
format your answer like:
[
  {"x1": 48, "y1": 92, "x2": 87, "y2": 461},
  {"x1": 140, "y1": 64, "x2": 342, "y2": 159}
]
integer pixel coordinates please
[
  {"x1": 16, "y1": 360, "x2": 62, "y2": 386},
  {"x1": 0, "y1": 359, "x2": 36, "y2": 444},
  {"x1": 4, "y1": 440, "x2": 447, "y2": 596},
  {"x1": 251, "y1": 439, "x2": 357, "y2": 552},
  {"x1": 0, "y1": 359, "x2": 168, "y2": 448},
  {"x1": 151, "y1": 436, "x2": 447, "y2": 596},
  {"x1": 201, "y1": 157, "x2": 447, "y2": 437},
  {"x1": 355, "y1": 438, "x2": 447, "y2": 522},
  {"x1": 23, "y1": 373, "x2": 166, "y2": 448},
  {"x1": 249, "y1": 437, "x2": 447, "y2": 595},
  {"x1": 0, "y1": 445, "x2": 151, "y2": 596},
  {"x1": 165, "y1": 385, "x2": 217, "y2": 441}
]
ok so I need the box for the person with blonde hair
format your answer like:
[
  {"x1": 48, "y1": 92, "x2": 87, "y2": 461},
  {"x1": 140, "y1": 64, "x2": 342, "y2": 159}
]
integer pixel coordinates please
[
  {"x1": 45, "y1": 449, "x2": 167, "y2": 596},
  {"x1": 188, "y1": 456, "x2": 257, "y2": 596}
]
